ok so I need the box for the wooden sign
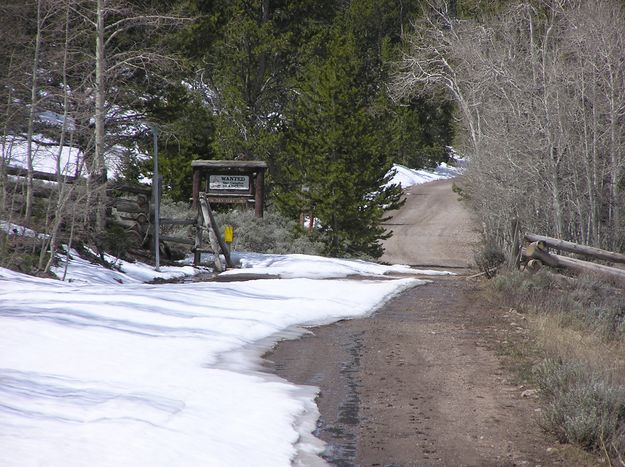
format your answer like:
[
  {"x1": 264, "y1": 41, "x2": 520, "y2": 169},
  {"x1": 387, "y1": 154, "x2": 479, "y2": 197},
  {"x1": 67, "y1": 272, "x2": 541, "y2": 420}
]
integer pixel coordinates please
[{"x1": 209, "y1": 175, "x2": 250, "y2": 191}]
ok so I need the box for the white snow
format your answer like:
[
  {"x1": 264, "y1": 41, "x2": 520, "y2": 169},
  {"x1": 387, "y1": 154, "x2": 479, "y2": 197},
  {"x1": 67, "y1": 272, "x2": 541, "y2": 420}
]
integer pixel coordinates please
[
  {"x1": 50, "y1": 248, "x2": 199, "y2": 284},
  {"x1": 2, "y1": 134, "x2": 82, "y2": 177},
  {"x1": 1, "y1": 221, "x2": 49, "y2": 239},
  {"x1": 387, "y1": 160, "x2": 465, "y2": 189},
  {"x1": 0, "y1": 252, "x2": 441, "y2": 467},
  {"x1": 227, "y1": 252, "x2": 454, "y2": 279}
]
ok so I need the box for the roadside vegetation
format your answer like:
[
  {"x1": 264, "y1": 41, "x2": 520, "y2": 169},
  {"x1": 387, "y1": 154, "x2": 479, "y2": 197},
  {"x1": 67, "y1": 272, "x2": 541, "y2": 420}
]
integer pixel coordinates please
[
  {"x1": 492, "y1": 270, "x2": 625, "y2": 463},
  {"x1": 395, "y1": 1, "x2": 625, "y2": 461},
  {"x1": 394, "y1": 0, "x2": 625, "y2": 254}
]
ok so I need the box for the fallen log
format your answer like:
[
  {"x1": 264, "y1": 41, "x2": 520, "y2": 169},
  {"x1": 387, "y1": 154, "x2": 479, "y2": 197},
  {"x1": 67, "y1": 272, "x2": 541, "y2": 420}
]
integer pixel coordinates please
[
  {"x1": 526, "y1": 259, "x2": 542, "y2": 274},
  {"x1": 159, "y1": 218, "x2": 197, "y2": 226},
  {"x1": 549, "y1": 254, "x2": 625, "y2": 280},
  {"x1": 525, "y1": 233, "x2": 625, "y2": 265},
  {"x1": 523, "y1": 247, "x2": 625, "y2": 281},
  {"x1": 159, "y1": 235, "x2": 195, "y2": 246},
  {"x1": 524, "y1": 242, "x2": 558, "y2": 267}
]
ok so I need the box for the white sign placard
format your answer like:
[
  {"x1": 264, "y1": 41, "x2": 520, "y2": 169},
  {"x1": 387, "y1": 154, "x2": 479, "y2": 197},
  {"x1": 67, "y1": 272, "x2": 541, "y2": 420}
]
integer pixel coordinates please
[{"x1": 209, "y1": 175, "x2": 250, "y2": 191}]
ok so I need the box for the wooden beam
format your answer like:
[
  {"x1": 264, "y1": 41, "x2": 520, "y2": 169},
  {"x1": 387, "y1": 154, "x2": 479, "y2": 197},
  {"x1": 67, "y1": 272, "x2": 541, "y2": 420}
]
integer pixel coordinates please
[
  {"x1": 203, "y1": 195, "x2": 253, "y2": 205},
  {"x1": 523, "y1": 243, "x2": 558, "y2": 267},
  {"x1": 199, "y1": 194, "x2": 234, "y2": 269},
  {"x1": 108, "y1": 183, "x2": 151, "y2": 196},
  {"x1": 525, "y1": 233, "x2": 625, "y2": 265},
  {"x1": 5, "y1": 165, "x2": 78, "y2": 183},
  {"x1": 111, "y1": 198, "x2": 149, "y2": 214},
  {"x1": 554, "y1": 254, "x2": 625, "y2": 280},
  {"x1": 159, "y1": 235, "x2": 195, "y2": 246},
  {"x1": 191, "y1": 160, "x2": 268, "y2": 170},
  {"x1": 523, "y1": 247, "x2": 625, "y2": 281},
  {"x1": 192, "y1": 167, "x2": 201, "y2": 211},
  {"x1": 255, "y1": 169, "x2": 265, "y2": 218}
]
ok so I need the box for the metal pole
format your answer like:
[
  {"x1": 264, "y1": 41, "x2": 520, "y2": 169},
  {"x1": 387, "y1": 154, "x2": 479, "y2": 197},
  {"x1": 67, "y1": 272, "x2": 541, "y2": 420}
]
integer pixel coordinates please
[{"x1": 152, "y1": 125, "x2": 160, "y2": 271}]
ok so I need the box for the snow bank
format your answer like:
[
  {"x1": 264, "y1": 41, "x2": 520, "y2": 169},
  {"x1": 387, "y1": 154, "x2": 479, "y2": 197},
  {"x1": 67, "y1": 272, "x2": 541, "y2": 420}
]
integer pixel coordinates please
[
  {"x1": 387, "y1": 160, "x2": 465, "y2": 189},
  {"x1": 50, "y1": 248, "x2": 199, "y2": 284},
  {"x1": 0, "y1": 254, "x2": 423, "y2": 467}
]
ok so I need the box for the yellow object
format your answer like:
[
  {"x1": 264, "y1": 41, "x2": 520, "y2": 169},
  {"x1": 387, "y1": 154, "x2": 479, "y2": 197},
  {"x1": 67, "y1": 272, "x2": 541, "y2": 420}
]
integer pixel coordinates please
[{"x1": 224, "y1": 224, "x2": 234, "y2": 243}]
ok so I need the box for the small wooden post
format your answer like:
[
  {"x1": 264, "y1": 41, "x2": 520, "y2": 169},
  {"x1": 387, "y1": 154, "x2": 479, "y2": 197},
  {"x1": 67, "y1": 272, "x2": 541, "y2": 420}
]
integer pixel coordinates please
[
  {"x1": 194, "y1": 211, "x2": 203, "y2": 266},
  {"x1": 199, "y1": 194, "x2": 234, "y2": 269},
  {"x1": 192, "y1": 166, "x2": 201, "y2": 210},
  {"x1": 255, "y1": 169, "x2": 265, "y2": 218},
  {"x1": 508, "y1": 218, "x2": 521, "y2": 269}
]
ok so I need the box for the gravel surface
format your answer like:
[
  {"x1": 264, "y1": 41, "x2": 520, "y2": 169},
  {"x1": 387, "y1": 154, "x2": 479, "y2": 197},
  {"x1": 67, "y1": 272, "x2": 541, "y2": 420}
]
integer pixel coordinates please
[
  {"x1": 380, "y1": 180, "x2": 478, "y2": 269},
  {"x1": 266, "y1": 179, "x2": 567, "y2": 465}
]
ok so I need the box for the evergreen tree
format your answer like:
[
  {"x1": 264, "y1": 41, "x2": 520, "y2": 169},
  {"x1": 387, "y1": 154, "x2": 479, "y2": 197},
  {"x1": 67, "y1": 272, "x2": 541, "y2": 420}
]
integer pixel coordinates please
[
  {"x1": 138, "y1": 83, "x2": 216, "y2": 202},
  {"x1": 276, "y1": 30, "x2": 403, "y2": 258}
]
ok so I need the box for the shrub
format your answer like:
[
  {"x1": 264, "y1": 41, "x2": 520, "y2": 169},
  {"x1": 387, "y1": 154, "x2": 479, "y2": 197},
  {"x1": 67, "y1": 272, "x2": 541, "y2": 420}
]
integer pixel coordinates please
[
  {"x1": 535, "y1": 359, "x2": 625, "y2": 455},
  {"x1": 102, "y1": 224, "x2": 132, "y2": 260},
  {"x1": 214, "y1": 208, "x2": 324, "y2": 255},
  {"x1": 474, "y1": 242, "x2": 505, "y2": 277},
  {"x1": 159, "y1": 198, "x2": 196, "y2": 242}
]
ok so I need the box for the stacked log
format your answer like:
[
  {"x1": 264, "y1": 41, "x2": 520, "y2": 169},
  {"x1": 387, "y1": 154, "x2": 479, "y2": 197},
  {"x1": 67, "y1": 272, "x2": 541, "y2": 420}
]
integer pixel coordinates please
[{"x1": 522, "y1": 234, "x2": 625, "y2": 282}]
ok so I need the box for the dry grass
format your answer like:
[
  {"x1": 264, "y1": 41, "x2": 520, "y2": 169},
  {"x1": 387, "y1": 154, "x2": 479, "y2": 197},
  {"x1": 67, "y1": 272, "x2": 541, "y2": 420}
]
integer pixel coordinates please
[{"x1": 492, "y1": 269, "x2": 625, "y2": 463}]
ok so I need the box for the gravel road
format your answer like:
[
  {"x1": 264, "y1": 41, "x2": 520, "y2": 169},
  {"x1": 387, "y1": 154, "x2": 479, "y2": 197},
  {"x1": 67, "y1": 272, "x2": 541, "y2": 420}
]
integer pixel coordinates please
[
  {"x1": 380, "y1": 179, "x2": 478, "y2": 269},
  {"x1": 266, "y1": 179, "x2": 566, "y2": 465}
]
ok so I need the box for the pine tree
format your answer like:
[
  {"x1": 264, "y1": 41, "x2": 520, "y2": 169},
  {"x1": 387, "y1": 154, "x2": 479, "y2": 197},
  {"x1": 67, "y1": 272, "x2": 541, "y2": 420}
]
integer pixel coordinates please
[{"x1": 276, "y1": 30, "x2": 403, "y2": 258}]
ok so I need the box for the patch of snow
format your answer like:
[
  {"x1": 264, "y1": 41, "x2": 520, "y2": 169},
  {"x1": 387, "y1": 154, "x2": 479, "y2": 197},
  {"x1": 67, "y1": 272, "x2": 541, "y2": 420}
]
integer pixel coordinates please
[
  {"x1": 0, "y1": 221, "x2": 49, "y2": 239},
  {"x1": 2, "y1": 134, "x2": 81, "y2": 177},
  {"x1": 386, "y1": 157, "x2": 466, "y2": 189},
  {"x1": 50, "y1": 248, "x2": 200, "y2": 284}
]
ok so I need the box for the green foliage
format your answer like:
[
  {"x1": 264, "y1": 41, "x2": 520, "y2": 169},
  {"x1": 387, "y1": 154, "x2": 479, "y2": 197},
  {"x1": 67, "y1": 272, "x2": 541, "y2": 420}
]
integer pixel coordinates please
[
  {"x1": 388, "y1": 98, "x2": 454, "y2": 168},
  {"x1": 198, "y1": 0, "x2": 308, "y2": 164},
  {"x1": 140, "y1": 0, "x2": 454, "y2": 257},
  {"x1": 274, "y1": 30, "x2": 403, "y2": 258},
  {"x1": 102, "y1": 224, "x2": 132, "y2": 260},
  {"x1": 474, "y1": 242, "x2": 505, "y2": 277},
  {"x1": 138, "y1": 84, "x2": 216, "y2": 202}
]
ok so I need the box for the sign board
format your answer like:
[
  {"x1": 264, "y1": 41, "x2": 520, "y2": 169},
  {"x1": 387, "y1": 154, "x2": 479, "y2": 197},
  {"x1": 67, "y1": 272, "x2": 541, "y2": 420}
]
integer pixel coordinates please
[{"x1": 209, "y1": 175, "x2": 250, "y2": 192}]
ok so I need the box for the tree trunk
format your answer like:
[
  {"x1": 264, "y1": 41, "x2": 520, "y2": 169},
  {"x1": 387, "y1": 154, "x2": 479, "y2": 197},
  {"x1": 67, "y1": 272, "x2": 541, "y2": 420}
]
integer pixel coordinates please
[
  {"x1": 523, "y1": 247, "x2": 625, "y2": 282},
  {"x1": 25, "y1": 0, "x2": 43, "y2": 224},
  {"x1": 93, "y1": 0, "x2": 107, "y2": 231}
]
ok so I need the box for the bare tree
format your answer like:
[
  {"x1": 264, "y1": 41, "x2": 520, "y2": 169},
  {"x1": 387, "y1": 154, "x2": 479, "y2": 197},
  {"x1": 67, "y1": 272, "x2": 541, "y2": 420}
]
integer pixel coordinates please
[
  {"x1": 0, "y1": 0, "x2": 191, "y2": 272},
  {"x1": 393, "y1": 0, "x2": 625, "y2": 252}
]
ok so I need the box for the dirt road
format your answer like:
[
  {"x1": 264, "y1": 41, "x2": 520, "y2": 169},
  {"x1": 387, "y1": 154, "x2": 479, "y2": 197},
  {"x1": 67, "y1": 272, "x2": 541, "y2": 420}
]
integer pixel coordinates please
[
  {"x1": 267, "y1": 180, "x2": 565, "y2": 465},
  {"x1": 380, "y1": 180, "x2": 478, "y2": 269}
]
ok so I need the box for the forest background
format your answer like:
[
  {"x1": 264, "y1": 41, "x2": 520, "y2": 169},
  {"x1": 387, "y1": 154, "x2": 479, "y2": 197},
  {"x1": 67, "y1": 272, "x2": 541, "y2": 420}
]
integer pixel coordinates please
[{"x1": 1, "y1": 0, "x2": 625, "y2": 270}]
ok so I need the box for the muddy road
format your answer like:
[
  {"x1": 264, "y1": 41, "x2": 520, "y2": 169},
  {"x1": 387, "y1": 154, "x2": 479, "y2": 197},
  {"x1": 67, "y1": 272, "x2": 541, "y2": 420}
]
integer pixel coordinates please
[{"x1": 266, "y1": 180, "x2": 565, "y2": 465}]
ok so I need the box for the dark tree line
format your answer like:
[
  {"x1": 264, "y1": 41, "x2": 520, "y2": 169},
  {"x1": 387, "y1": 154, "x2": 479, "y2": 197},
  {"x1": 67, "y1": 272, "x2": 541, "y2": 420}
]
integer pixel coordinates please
[{"x1": 1, "y1": 0, "x2": 456, "y2": 260}]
